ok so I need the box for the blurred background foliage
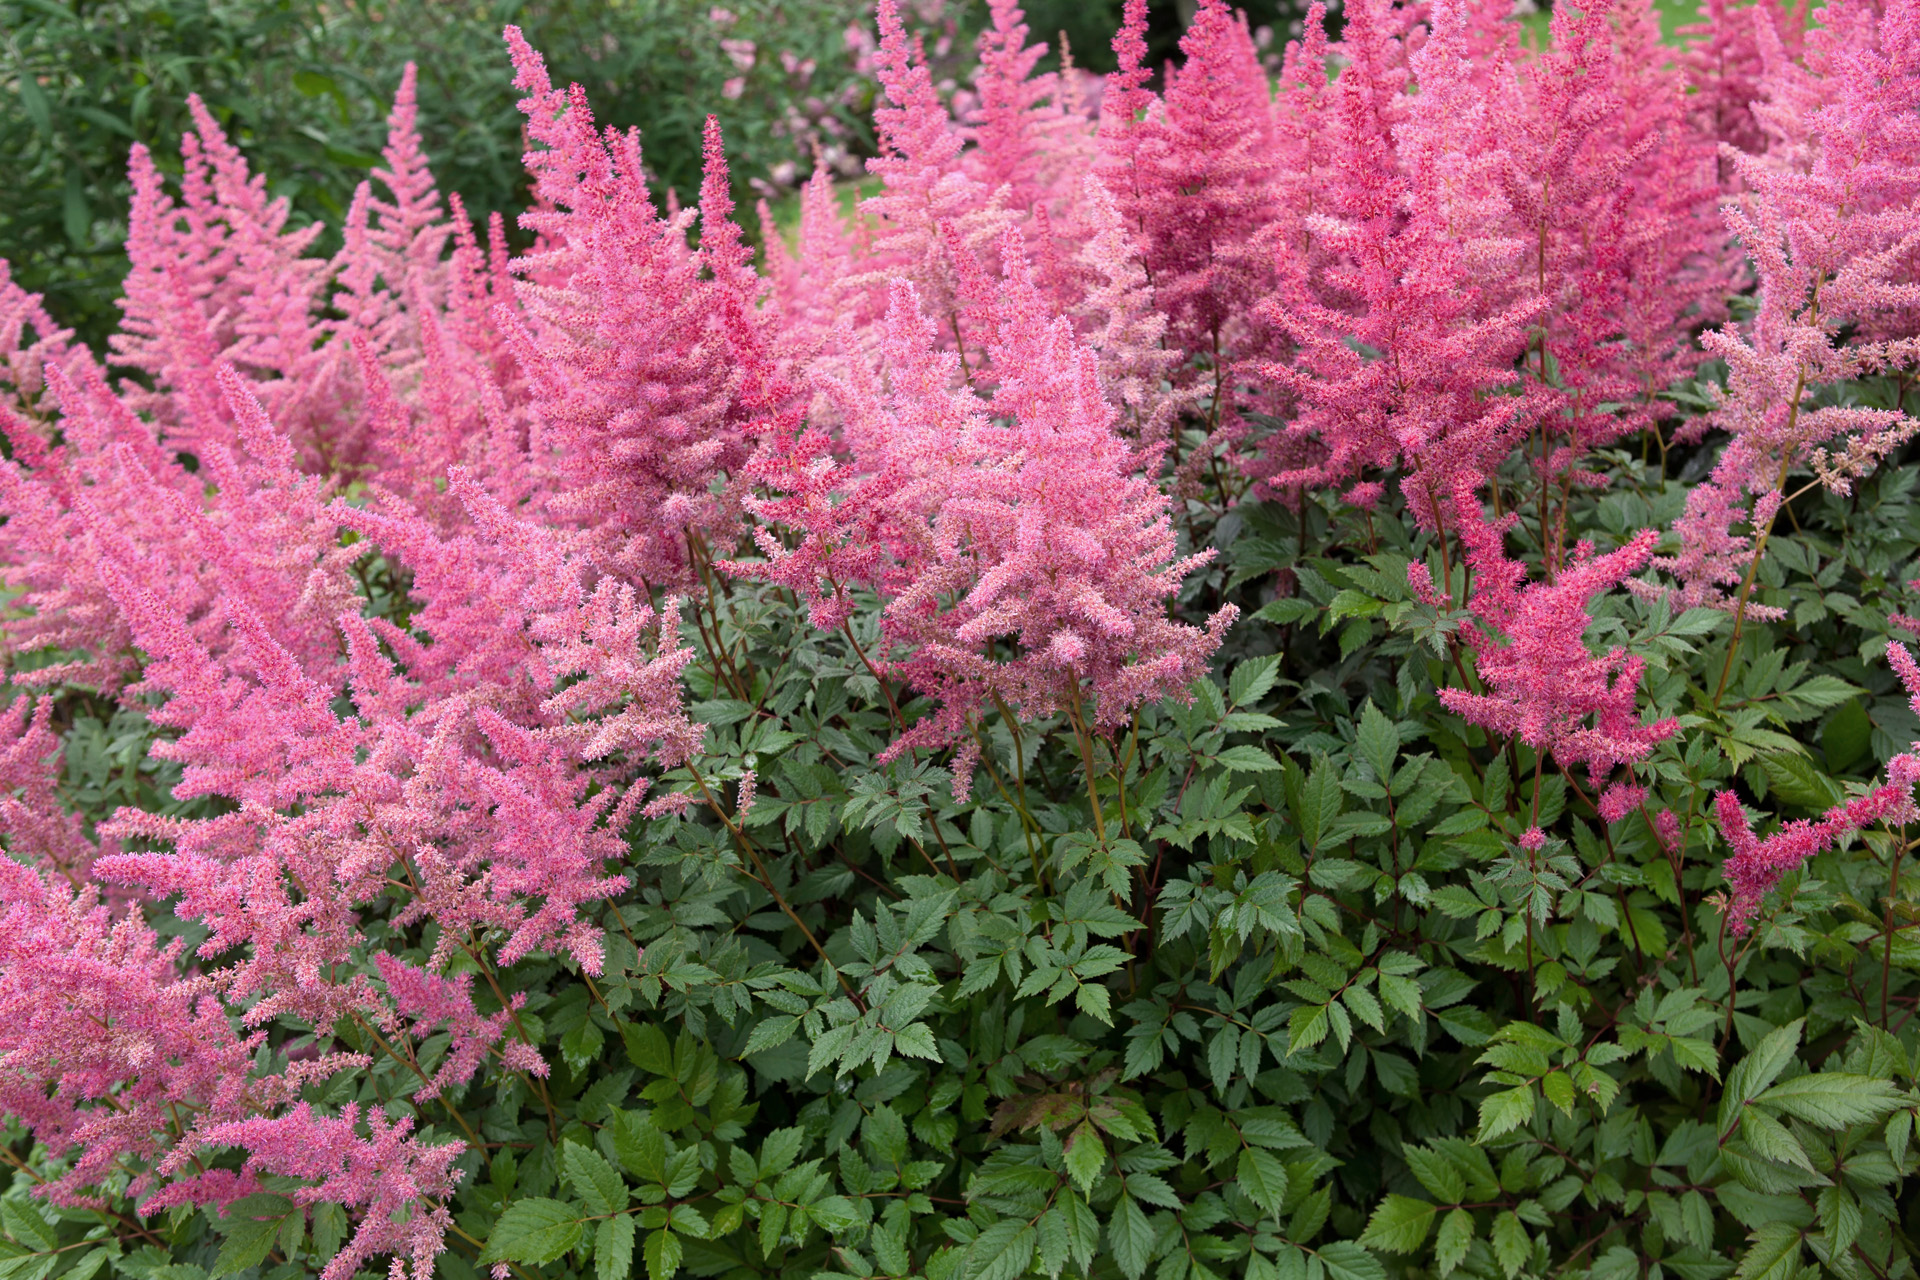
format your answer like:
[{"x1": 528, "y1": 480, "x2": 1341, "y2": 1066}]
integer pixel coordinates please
[{"x1": 0, "y1": 0, "x2": 881, "y2": 348}]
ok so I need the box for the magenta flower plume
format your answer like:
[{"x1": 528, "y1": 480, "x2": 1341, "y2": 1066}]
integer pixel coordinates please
[
  {"x1": 1438, "y1": 503, "x2": 1677, "y2": 783},
  {"x1": 374, "y1": 953, "x2": 547, "y2": 1101},
  {"x1": 1098, "y1": 0, "x2": 1278, "y2": 368},
  {"x1": 744, "y1": 237, "x2": 1234, "y2": 797},
  {"x1": 1659, "y1": 0, "x2": 1920, "y2": 611},
  {"x1": 1715, "y1": 786, "x2": 1907, "y2": 931},
  {"x1": 851, "y1": 0, "x2": 1009, "y2": 336},
  {"x1": 0, "y1": 861, "x2": 265, "y2": 1208},
  {"x1": 0, "y1": 261, "x2": 74, "y2": 411},
  {"x1": 157, "y1": 1103, "x2": 463, "y2": 1280},
  {"x1": 966, "y1": 0, "x2": 1072, "y2": 216},
  {"x1": 1717, "y1": 639, "x2": 1920, "y2": 930},
  {"x1": 0, "y1": 696, "x2": 105, "y2": 883},
  {"x1": 502, "y1": 27, "x2": 758, "y2": 589}
]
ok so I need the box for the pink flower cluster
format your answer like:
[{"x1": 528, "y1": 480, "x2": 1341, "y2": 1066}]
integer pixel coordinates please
[
  {"x1": 1715, "y1": 640, "x2": 1920, "y2": 929},
  {"x1": 1659, "y1": 0, "x2": 1920, "y2": 613},
  {"x1": 1432, "y1": 512, "x2": 1679, "y2": 786}
]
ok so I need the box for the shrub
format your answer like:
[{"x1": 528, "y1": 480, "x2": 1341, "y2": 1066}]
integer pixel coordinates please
[{"x1": 2, "y1": 0, "x2": 1920, "y2": 1278}]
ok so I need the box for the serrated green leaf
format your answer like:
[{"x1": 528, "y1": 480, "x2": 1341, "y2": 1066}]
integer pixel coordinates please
[
  {"x1": 1315, "y1": 1240, "x2": 1386, "y2": 1280},
  {"x1": 1108, "y1": 1196, "x2": 1153, "y2": 1280},
  {"x1": 1403, "y1": 1147, "x2": 1466, "y2": 1203},
  {"x1": 964, "y1": 1220, "x2": 1036, "y2": 1280},
  {"x1": 1759, "y1": 752, "x2": 1841, "y2": 810},
  {"x1": 597, "y1": 1215, "x2": 637, "y2": 1280},
  {"x1": 1732, "y1": 1222, "x2": 1801, "y2": 1280},
  {"x1": 1477, "y1": 1085, "x2": 1534, "y2": 1141},
  {"x1": 741, "y1": 1015, "x2": 800, "y2": 1057},
  {"x1": 1756, "y1": 1073, "x2": 1903, "y2": 1128},
  {"x1": 1063, "y1": 1122, "x2": 1106, "y2": 1196},
  {"x1": 481, "y1": 1199, "x2": 584, "y2": 1266},
  {"x1": 1740, "y1": 1107, "x2": 1815, "y2": 1172},
  {"x1": 1355, "y1": 701, "x2": 1399, "y2": 783},
  {"x1": 1230, "y1": 655, "x2": 1284, "y2": 708},
  {"x1": 1237, "y1": 1146, "x2": 1289, "y2": 1217},
  {"x1": 1215, "y1": 744, "x2": 1281, "y2": 774},
  {"x1": 212, "y1": 1208, "x2": 287, "y2": 1278},
  {"x1": 1723, "y1": 1020, "x2": 1804, "y2": 1134},
  {"x1": 1435, "y1": 1208, "x2": 1473, "y2": 1277},
  {"x1": 644, "y1": 1227, "x2": 682, "y2": 1280},
  {"x1": 1358, "y1": 1195, "x2": 1435, "y2": 1253},
  {"x1": 1825, "y1": 700, "x2": 1873, "y2": 773},
  {"x1": 623, "y1": 1023, "x2": 674, "y2": 1075},
  {"x1": 564, "y1": 1140, "x2": 628, "y2": 1217},
  {"x1": 1489, "y1": 1211, "x2": 1529, "y2": 1279}
]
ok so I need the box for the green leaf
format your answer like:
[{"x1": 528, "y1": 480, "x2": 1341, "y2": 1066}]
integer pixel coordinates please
[
  {"x1": 564, "y1": 1141, "x2": 628, "y2": 1217},
  {"x1": 1476, "y1": 1085, "x2": 1535, "y2": 1142},
  {"x1": 1435, "y1": 1208, "x2": 1473, "y2": 1277},
  {"x1": 561, "y1": 1018, "x2": 606, "y2": 1074},
  {"x1": 1755, "y1": 1073, "x2": 1903, "y2": 1128},
  {"x1": 863, "y1": 1105, "x2": 909, "y2": 1166},
  {"x1": 1108, "y1": 1196, "x2": 1153, "y2": 1280},
  {"x1": 1739, "y1": 1107, "x2": 1814, "y2": 1172},
  {"x1": 1722, "y1": 1020, "x2": 1803, "y2": 1135},
  {"x1": 1403, "y1": 1146, "x2": 1467, "y2": 1204},
  {"x1": 1058, "y1": 1192, "x2": 1098, "y2": 1275},
  {"x1": 1489, "y1": 1211, "x2": 1529, "y2": 1279},
  {"x1": 1759, "y1": 752, "x2": 1841, "y2": 810},
  {"x1": 1237, "y1": 1147, "x2": 1289, "y2": 1217},
  {"x1": 212, "y1": 1203, "x2": 289, "y2": 1278},
  {"x1": 17, "y1": 76, "x2": 51, "y2": 134},
  {"x1": 806, "y1": 1197, "x2": 856, "y2": 1232},
  {"x1": 1824, "y1": 699, "x2": 1873, "y2": 773},
  {"x1": 1315, "y1": 1240, "x2": 1386, "y2": 1280},
  {"x1": 312, "y1": 1203, "x2": 346, "y2": 1262},
  {"x1": 1818, "y1": 1183, "x2": 1862, "y2": 1255},
  {"x1": 1355, "y1": 700, "x2": 1399, "y2": 783},
  {"x1": 963, "y1": 1220, "x2": 1036, "y2": 1280},
  {"x1": 1358, "y1": 1195, "x2": 1435, "y2": 1253},
  {"x1": 1667, "y1": 608, "x2": 1728, "y2": 637},
  {"x1": 1229, "y1": 655, "x2": 1283, "y2": 707},
  {"x1": 1256, "y1": 597, "x2": 1318, "y2": 625},
  {"x1": 1215, "y1": 744, "x2": 1281, "y2": 774},
  {"x1": 1063, "y1": 1123, "x2": 1106, "y2": 1195},
  {"x1": 1294, "y1": 756, "x2": 1344, "y2": 850},
  {"x1": 1887, "y1": 1109, "x2": 1912, "y2": 1167},
  {"x1": 624, "y1": 1023, "x2": 675, "y2": 1075},
  {"x1": 1732, "y1": 1222, "x2": 1802, "y2": 1280},
  {"x1": 1538, "y1": 1068, "x2": 1576, "y2": 1116},
  {"x1": 1778, "y1": 674, "x2": 1866, "y2": 718},
  {"x1": 597, "y1": 1214, "x2": 637, "y2": 1280},
  {"x1": 481, "y1": 1199, "x2": 584, "y2": 1266},
  {"x1": 1289, "y1": 1187, "x2": 1331, "y2": 1243},
  {"x1": 66, "y1": 1248, "x2": 114, "y2": 1280},
  {"x1": 1288, "y1": 1004, "x2": 1329, "y2": 1055},
  {"x1": 741, "y1": 1015, "x2": 800, "y2": 1057},
  {"x1": 644, "y1": 1227, "x2": 682, "y2": 1280},
  {"x1": 0, "y1": 1202, "x2": 57, "y2": 1253},
  {"x1": 760, "y1": 1126, "x2": 806, "y2": 1178},
  {"x1": 610, "y1": 1109, "x2": 667, "y2": 1183}
]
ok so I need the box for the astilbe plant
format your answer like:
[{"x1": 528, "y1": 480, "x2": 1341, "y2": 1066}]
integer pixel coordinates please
[{"x1": 6, "y1": 2, "x2": 1920, "y2": 1279}]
